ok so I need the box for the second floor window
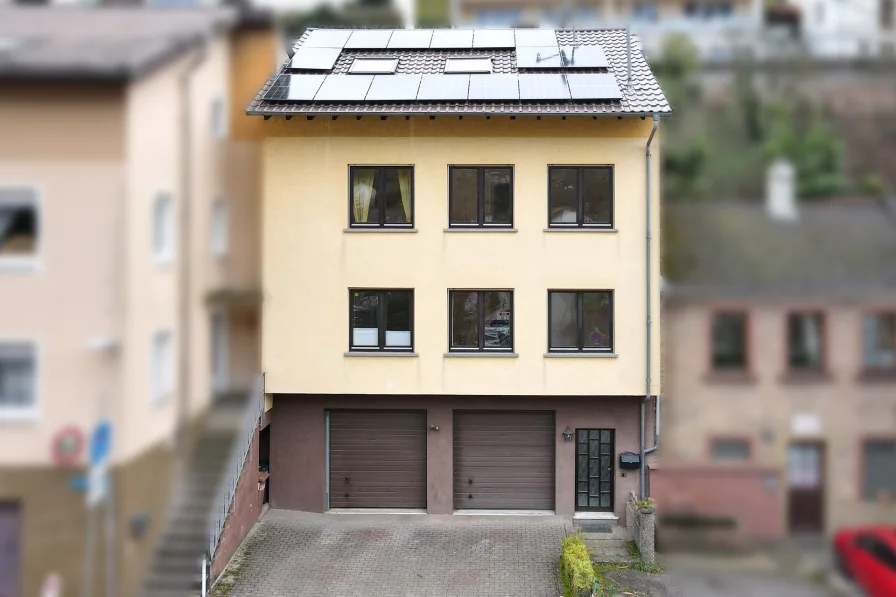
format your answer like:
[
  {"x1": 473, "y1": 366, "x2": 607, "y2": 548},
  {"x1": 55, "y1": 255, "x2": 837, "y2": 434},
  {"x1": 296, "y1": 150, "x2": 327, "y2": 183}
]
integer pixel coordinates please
[
  {"x1": 0, "y1": 343, "x2": 36, "y2": 415},
  {"x1": 449, "y1": 290, "x2": 513, "y2": 351},
  {"x1": 862, "y1": 440, "x2": 896, "y2": 501},
  {"x1": 711, "y1": 312, "x2": 747, "y2": 370},
  {"x1": 152, "y1": 192, "x2": 175, "y2": 263},
  {"x1": 0, "y1": 187, "x2": 39, "y2": 267},
  {"x1": 548, "y1": 166, "x2": 613, "y2": 228},
  {"x1": 548, "y1": 291, "x2": 613, "y2": 353},
  {"x1": 862, "y1": 313, "x2": 895, "y2": 371},
  {"x1": 787, "y1": 312, "x2": 824, "y2": 371},
  {"x1": 449, "y1": 167, "x2": 513, "y2": 227},
  {"x1": 350, "y1": 167, "x2": 413, "y2": 228},
  {"x1": 350, "y1": 289, "x2": 413, "y2": 351}
]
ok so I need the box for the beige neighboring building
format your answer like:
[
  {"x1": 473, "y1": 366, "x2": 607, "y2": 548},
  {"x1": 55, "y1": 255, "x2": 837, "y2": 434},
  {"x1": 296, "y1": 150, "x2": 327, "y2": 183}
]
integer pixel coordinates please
[
  {"x1": 0, "y1": 7, "x2": 277, "y2": 596},
  {"x1": 248, "y1": 27, "x2": 666, "y2": 522},
  {"x1": 655, "y1": 164, "x2": 896, "y2": 544}
]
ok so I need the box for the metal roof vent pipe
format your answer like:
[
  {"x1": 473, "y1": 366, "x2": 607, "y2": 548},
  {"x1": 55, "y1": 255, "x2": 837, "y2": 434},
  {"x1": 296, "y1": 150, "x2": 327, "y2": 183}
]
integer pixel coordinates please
[{"x1": 766, "y1": 158, "x2": 798, "y2": 221}]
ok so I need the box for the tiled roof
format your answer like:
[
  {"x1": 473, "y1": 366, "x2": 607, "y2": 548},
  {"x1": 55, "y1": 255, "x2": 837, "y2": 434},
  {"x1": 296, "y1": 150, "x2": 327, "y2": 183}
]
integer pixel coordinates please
[{"x1": 247, "y1": 28, "x2": 670, "y2": 116}]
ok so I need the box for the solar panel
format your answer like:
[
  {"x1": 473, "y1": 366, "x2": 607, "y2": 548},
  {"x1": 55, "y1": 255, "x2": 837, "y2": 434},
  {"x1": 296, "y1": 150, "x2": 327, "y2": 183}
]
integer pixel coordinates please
[
  {"x1": 387, "y1": 29, "x2": 434, "y2": 48},
  {"x1": 518, "y1": 74, "x2": 571, "y2": 100},
  {"x1": 472, "y1": 29, "x2": 515, "y2": 48},
  {"x1": 290, "y1": 47, "x2": 341, "y2": 70},
  {"x1": 365, "y1": 74, "x2": 422, "y2": 101},
  {"x1": 416, "y1": 74, "x2": 470, "y2": 101},
  {"x1": 430, "y1": 29, "x2": 474, "y2": 48},
  {"x1": 264, "y1": 74, "x2": 326, "y2": 101},
  {"x1": 349, "y1": 58, "x2": 399, "y2": 74},
  {"x1": 445, "y1": 57, "x2": 492, "y2": 73},
  {"x1": 566, "y1": 73, "x2": 622, "y2": 100},
  {"x1": 313, "y1": 74, "x2": 374, "y2": 101},
  {"x1": 468, "y1": 74, "x2": 519, "y2": 100},
  {"x1": 302, "y1": 29, "x2": 353, "y2": 49},
  {"x1": 561, "y1": 45, "x2": 610, "y2": 68},
  {"x1": 514, "y1": 29, "x2": 558, "y2": 47},
  {"x1": 516, "y1": 46, "x2": 564, "y2": 68},
  {"x1": 344, "y1": 29, "x2": 394, "y2": 49}
]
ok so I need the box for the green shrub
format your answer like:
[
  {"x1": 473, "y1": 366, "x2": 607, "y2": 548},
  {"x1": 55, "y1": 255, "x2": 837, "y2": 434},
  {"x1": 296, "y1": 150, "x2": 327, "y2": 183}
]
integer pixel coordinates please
[
  {"x1": 859, "y1": 172, "x2": 887, "y2": 197},
  {"x1": 561, "y1": 533, "x2": 595, "y2": 596}
]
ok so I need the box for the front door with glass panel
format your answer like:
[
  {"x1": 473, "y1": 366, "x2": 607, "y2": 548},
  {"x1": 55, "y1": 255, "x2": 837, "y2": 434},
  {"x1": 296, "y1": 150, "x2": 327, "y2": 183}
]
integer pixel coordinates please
[{"x1": 576, "y1": 429, "x2": 615, "y2": 512}]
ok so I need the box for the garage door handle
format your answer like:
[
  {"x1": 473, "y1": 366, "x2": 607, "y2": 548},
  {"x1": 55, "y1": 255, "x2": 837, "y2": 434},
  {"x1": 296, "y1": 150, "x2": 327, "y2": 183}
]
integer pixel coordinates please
[
  {"x1": 345, "y1": 492, "x2": 349, "y2": 498},
  {"x1": 468, "y1": 494, "x2": 473, "y2": 499},
  {"x1": 468, "y1": 477, "x2": 473, "y2": 484},
  {"x1": 345, "y1": 476, "x2": 350, "y2": 484}
]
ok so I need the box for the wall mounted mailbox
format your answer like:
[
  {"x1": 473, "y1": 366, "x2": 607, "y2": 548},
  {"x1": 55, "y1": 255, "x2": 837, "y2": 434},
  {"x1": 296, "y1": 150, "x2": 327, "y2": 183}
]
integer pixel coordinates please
[{"x1": 618, "y1": 451, "x2": 642, "y2": 470}]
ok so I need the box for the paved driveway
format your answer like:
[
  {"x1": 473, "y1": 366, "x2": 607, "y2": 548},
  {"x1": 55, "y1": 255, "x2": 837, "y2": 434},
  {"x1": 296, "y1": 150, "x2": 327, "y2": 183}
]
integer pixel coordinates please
[{"x1": 217, "y1": 509, "x2": 571, "y2": 597}]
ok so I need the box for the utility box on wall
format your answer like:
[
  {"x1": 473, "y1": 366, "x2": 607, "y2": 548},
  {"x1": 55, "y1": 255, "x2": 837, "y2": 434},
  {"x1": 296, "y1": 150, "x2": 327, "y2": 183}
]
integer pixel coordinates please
[{"x1": 619, "y1": 451, "x2": 642, "y2": 470}]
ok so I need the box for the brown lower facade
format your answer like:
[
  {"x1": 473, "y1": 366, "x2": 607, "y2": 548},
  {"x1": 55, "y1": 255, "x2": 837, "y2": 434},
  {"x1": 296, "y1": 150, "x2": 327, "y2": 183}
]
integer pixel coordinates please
[{"x1": 270, "y1": 395, "x2": 644, "y2": 519}]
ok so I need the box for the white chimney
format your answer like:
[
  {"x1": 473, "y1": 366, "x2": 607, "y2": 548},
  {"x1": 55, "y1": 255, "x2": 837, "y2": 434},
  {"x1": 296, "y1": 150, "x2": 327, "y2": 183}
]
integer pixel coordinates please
[{"x1": 766, "y1": 158, "x2": 797, "y2": 221}]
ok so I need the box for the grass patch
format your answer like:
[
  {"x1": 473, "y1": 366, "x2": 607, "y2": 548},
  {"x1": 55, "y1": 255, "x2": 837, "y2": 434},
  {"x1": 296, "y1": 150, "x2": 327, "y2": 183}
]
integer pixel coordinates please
[{"x1": 623, "y1": 541, "x2": 665, "y2": 574}]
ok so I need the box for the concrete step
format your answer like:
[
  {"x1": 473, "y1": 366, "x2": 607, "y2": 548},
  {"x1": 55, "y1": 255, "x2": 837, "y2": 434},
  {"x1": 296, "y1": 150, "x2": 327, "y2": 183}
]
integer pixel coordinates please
[
  {"x1": 590, "y1": 546, "x2": 632, "y2": 565},
  {"x1": 584, "y1": 537, "x2": 627, "y2": 550}
]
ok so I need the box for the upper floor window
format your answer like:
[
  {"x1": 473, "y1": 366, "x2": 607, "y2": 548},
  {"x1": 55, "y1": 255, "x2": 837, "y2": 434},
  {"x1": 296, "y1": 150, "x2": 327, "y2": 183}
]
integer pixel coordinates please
[
  {"x1": 862, "y1": 313, "x2": 895, "y2": 371},
  {"x1": 711, "y1": 311, "x2": 747, "y2": 370},
  {"x1": 0, "y1": 187, "x2": 39, "y2": 270},
  {"x1": 862, "y1": 439, "x2": 896, "y2": 501},
  {"x1": 150, "y1": 330, "x2": 174, "y2": 404},
  {"x1": 449, "y1": 167, "x2": 513, "y2": 228},
  {"x1": 449, "y1": 290, "x2": 513, "y2": 351},
  {"x1": 212, "y1": 97, "x2": 228, "y2": 140},
  {"x1": 350, "y1": 289, "x2": 413, "y2": 352},
  {"x1": 548, "y1": 290, "x2": 613, "y2": 353},
  {"x1": 152, "y1": 192, "x2": 175, "y2": 264},
  {"x1": 710, "y1": 438, "x2": 750, "y2": 462},
  {"x1": 632, "y1": 2, "x2": 659, "y2": 21},
  {"x1": 349, "y1": 167, "x2": 413, "y2": 228},
  {"x1": 548, "y1": 167, "x2": 613, "y2": 228},
  {"x1": 0, "y1": 343, "x2": 36, "y2": 418},
  {"x1": 787, "y1": 311, "x2": 824, "y2": 371},
  {"x1": 211, "y1": 198, "x2": 229, "y2": 259}
]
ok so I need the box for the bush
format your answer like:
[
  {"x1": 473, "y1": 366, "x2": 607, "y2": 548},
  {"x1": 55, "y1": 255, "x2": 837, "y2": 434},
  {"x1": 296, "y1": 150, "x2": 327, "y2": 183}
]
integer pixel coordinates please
[
  {"x1": 561, "y1": 533, "x2": 595, "y2": 597},
  {"x1": 859, "y1": 172, "x2": 887, "y2": 197}
]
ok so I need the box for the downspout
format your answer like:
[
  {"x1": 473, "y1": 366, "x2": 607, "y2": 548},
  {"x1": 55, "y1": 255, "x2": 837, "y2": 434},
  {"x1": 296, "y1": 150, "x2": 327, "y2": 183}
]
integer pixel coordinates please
[
  {"x1": 640, "y1": 113, "x2": 660, "y2": 499},
  {"x1": 176, "y1": 37, "x2": 211, "y2": 454}
]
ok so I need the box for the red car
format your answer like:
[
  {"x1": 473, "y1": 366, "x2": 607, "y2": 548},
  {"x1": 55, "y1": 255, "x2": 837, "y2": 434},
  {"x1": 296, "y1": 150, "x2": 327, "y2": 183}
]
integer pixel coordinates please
[{"x1": 834, "y1": 526, "x2": 896, "y2": 597}]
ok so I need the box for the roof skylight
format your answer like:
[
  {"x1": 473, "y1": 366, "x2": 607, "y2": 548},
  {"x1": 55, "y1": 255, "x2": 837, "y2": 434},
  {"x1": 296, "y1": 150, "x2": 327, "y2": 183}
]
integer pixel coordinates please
[
  {"x1": 349, "y1": 58, "x2": 399, "y2": 74},
  {"x1": 444, "y1": 57, "x2": 492, "y2": 74}
]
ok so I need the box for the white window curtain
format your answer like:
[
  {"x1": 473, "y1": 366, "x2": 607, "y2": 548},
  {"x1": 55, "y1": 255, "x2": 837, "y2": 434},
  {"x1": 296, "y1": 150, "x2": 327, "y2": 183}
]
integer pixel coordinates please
[
  {"x1": 801, "y1": 314, "x2": 821, "y2": 365},
  {"x1": 397, "y1": 169, "x2": 412, "y2": 222},
  {"x1": 352, "y1": 171, "x2": 376, "y2": 223}
]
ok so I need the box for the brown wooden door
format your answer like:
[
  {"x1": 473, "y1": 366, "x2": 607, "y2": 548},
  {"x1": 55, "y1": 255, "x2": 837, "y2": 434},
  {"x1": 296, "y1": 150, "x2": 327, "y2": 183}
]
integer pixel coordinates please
[
  {"x1": 787, "y1": 442, "x2": 825, "y2": 532},
  {"x1": 453, "y1": 411, "x2": 555, "y2": 510},
  {"x1": 0, "y1": 502, "x2": 20, "y2": 597},
  {"x1": 329, "y1": 410, "x2": 427, "y2": 508}
]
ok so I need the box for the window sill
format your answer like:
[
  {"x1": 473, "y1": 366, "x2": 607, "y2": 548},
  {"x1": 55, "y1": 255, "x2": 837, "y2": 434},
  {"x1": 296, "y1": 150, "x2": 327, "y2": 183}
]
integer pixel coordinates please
[
  {"x1": 344, "y1": 351, "x2": 419, "y2": 357},
  {"x1": 444, "y1": 352, "x2": 518, "y2": 358},
  {"x1": 0, "y1": 258, "x2": 40, "y2": 274},
  {"x1": 703, "y1": 371, "x2": 758, "y2": 385},
  {"x1": 0, "y1": 408, "x2": 39, "y2": 422},
  {"x1": 343, "y1": 228, "x2": 417, "y2": 233},
  {"x1": 443, "y1": 228, "x2": 518, "y2": 233},
  {"x1": 544, "y1": 352, "x2": 618, "y2": 358},
  {"x1": 857, "y1": 369, "x2": 896, "y2": 383},
  {"x1": 543, "y1": 228, "x2": 618, "y2": 233},
  {"x1": 778, "y1": 370, "x2": 833, "y2": 385}
]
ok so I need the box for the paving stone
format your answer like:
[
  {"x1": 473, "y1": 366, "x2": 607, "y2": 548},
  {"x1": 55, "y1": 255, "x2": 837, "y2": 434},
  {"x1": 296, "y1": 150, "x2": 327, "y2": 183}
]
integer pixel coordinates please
[{"x1": 217, "y1": 510, "x2": 570, "y2": 597}]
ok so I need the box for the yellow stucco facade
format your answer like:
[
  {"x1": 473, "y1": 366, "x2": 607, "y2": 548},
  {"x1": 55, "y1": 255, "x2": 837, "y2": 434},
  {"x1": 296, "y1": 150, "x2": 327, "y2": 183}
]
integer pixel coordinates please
[{"x1": 261, "y1": 116, "x2": 661, "y2": 397}]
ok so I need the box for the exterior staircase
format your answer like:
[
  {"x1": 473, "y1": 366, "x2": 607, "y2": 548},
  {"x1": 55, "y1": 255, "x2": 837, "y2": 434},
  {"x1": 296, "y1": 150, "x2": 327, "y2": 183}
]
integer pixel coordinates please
[
  {"x1": 577, "y1": 518, "x2": 633, "y2": 565},
  {"x1": 140, "y1": 388, "x2": 261, "y2": 597}
]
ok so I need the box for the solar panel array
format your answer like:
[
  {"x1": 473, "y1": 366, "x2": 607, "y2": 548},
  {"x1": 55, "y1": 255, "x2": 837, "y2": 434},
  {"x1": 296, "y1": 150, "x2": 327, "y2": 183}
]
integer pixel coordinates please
[
  {"x1": 274, "y1": 29, "x2": 624, "y2": 105},
  {"x1": 265, "y1": 72, "x2": 622, "y2": 103}
]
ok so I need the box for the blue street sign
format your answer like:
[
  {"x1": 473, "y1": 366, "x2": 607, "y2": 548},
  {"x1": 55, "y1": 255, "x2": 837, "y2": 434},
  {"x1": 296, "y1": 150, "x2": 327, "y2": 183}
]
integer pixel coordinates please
[{"x1": 90, "y1": 420, "x2": 112, "y2": 466}]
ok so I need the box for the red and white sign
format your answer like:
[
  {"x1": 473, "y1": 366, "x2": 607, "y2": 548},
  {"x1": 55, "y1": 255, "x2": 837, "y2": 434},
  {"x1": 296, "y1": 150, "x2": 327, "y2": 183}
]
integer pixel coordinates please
[{"x1": 50, "y1": 426, "x2": 84, "y2": 467}]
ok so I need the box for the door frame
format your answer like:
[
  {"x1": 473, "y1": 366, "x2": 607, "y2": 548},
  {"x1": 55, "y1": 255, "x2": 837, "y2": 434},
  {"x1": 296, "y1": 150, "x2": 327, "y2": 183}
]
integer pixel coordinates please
[
  {"x1": 787, "y1": 440, "x2": 826, "y2": 533},
  {"x1": 574, "y1": 428, "x2": 615, "y2": 513}
]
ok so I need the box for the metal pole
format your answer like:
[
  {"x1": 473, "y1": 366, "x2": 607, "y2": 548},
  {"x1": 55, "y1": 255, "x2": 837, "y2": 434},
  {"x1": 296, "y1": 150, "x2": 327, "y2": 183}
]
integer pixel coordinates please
[
  {"x1": 105, "y1": 476, "x2": 116, "y2": 597},
  {"x1": 82, "y1": 505, "x2": 94, "y2": 597},
  {"x1": 202, "y1": 555, "x2": 208, "y2": 597}
]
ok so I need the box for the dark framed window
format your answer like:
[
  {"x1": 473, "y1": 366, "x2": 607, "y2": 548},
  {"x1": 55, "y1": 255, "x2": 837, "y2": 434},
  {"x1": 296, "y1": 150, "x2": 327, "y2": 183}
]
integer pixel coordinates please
[
  {"x1": 349, "y1": 289, "x2": 413, "y2": 351},
  {"x1": 862, "y1": 312, "x2": 896, "y2": 371},
  {"x1": 862, "y1": 439, "x2": 896, "y2": 500},
  {"x1": 449, "y1": 290, "x2": 513, "y2": 351},
  {"x1": 710, "y1": 438, "x2": 750, "y2": 462},
  {"x1": 349, "y1": 166, "x2": 414, "y2": 228},
  {"x1": 787, "y1": 312, "x2": 825, "y2": 370},
  {"x1": 711, "y1": 312, "x2": 747, "y2": 370},
  {"x1": 548, "y1": 166, "x2": 613, "y2": 228},
  {"x1": 548, "y1": 291, "x2": 613, "y2": 352},
  {"x1": 448, "y1": 167, "x2": 513, "y2": 227}
]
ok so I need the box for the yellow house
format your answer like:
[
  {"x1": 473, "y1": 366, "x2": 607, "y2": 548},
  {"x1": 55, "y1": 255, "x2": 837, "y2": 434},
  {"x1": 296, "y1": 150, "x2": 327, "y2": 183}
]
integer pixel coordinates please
[{"x1": 249, "y1": 28, "x2": 667, "y2": 521}]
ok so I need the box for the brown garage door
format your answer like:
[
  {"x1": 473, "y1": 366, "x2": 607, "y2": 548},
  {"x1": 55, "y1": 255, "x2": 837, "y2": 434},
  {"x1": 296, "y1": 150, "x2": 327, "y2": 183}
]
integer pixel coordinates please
[
  {"x1": 454, "y1": 411, "x2": 555, "y2": 510},
  {"x1": 329, "y1": 410, "x2": 427, "y2": 509}
]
